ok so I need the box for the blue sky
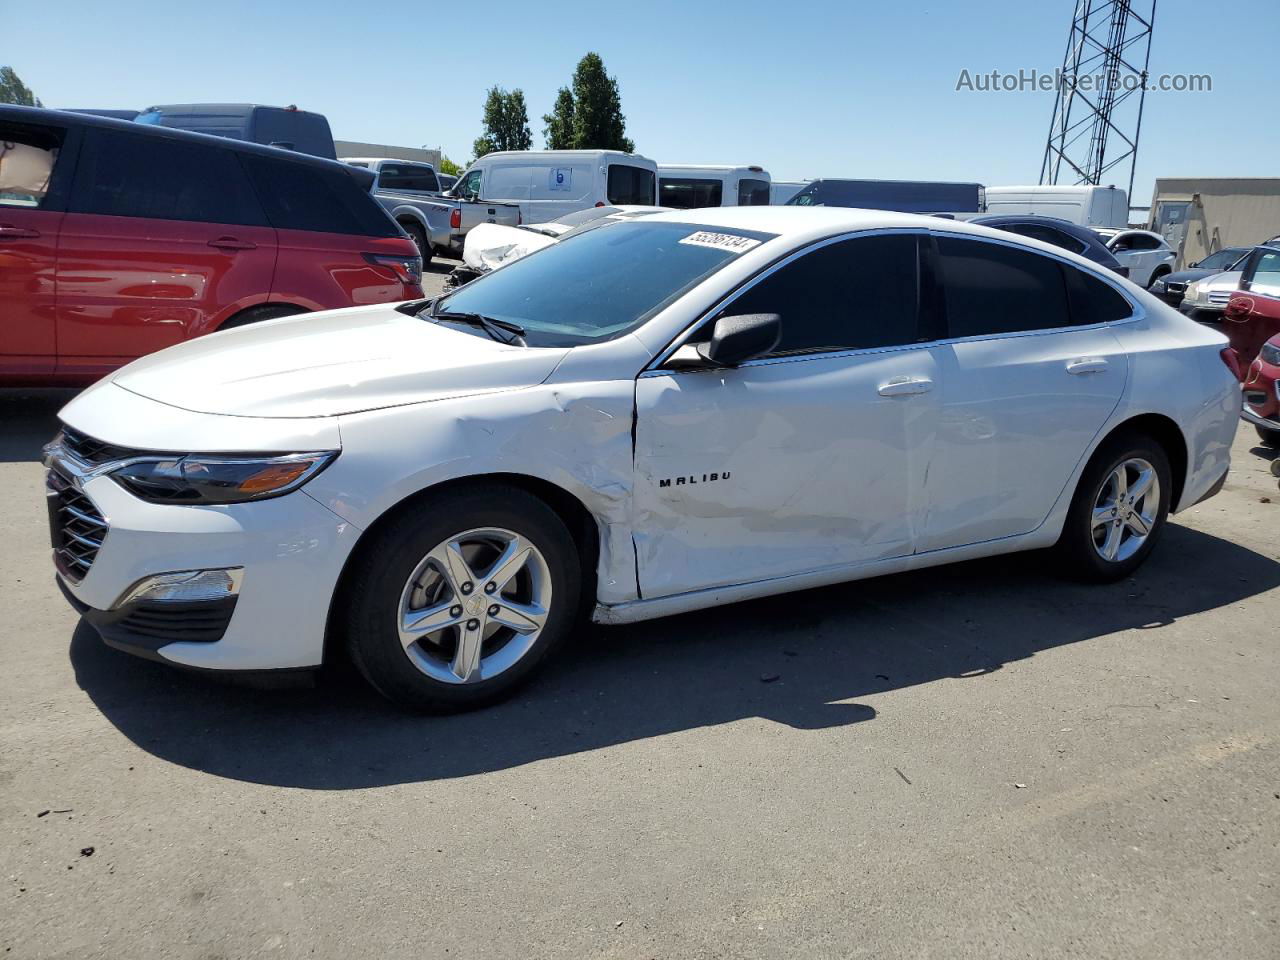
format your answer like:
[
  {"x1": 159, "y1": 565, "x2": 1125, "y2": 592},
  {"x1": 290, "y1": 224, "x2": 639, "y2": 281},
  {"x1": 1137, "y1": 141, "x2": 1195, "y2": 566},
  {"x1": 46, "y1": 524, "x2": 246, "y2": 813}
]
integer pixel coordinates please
[{"x1": 7, "y1": 0, "x2": 1276, "y2": 206}]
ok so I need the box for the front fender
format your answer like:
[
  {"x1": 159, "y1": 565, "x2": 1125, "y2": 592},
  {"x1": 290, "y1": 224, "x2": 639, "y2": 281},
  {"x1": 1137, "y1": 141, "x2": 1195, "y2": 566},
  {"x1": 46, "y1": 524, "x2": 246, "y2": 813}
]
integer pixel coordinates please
[{"x1": 307, "y1": 383, "x2": 640, "y2": 605}]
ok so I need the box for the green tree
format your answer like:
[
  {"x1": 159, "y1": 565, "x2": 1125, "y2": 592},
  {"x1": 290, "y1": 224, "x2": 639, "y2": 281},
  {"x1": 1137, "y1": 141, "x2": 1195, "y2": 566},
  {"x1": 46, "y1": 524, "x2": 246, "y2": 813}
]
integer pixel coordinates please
[
  {"x1": 0, "y1": 66, "x2": 41, "y2": 107},
  {"x1": 438, "y1": 155, "x2": 463, "y2": 176},
  {"x1": 541, "y1": 86, "x2": 576, "y2": 150},
  {"x1": 569, "y1": 53, "x2": 633, "y2": 153},
  {"x1": 472, "y1": 86, "x2": 532, "y2": 158}
]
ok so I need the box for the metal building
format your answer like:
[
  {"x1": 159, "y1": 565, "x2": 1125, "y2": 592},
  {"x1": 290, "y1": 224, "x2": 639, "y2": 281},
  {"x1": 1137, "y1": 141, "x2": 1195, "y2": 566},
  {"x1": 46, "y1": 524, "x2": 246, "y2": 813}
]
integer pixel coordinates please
[{"x1": 1149, "y1": 178, "x2": 1280, "y2": 268}]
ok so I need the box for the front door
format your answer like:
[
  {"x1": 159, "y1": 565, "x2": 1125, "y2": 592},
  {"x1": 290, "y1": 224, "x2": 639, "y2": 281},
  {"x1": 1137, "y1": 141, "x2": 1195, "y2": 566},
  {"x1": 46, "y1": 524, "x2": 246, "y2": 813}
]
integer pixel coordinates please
[
  {"x1": 0, "y1": 116, "x2": 76, "y2": 376},
  {"x1": 633, "y1": 232, "x2": 939, "y2": 598},
  {"x1": 56, "y1": 127, "x2": 276, "y2": 377}
]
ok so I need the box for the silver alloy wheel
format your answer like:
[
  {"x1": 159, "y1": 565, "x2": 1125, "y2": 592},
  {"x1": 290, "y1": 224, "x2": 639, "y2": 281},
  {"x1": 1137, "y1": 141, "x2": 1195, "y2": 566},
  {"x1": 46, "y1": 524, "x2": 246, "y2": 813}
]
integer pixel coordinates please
[
  {"x1": 1090, "y1": 457, "x2": 1160, "y2": 563},
  {"x1": 397, "y1": 526, "x2": 552, "y2": 684}
]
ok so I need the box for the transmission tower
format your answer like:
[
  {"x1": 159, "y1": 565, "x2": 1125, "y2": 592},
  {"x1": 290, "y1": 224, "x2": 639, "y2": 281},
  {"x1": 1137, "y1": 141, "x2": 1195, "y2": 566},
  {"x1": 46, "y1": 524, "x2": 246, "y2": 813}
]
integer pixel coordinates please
[{"x1": 1040, "y1": 0, "x2": 1157, "y2": 200}]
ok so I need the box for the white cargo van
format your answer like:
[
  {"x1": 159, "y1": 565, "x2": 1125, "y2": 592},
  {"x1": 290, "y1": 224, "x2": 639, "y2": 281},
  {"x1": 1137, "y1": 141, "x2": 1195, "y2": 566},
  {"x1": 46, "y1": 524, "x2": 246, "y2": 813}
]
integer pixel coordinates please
[
  {"x1": 656, "y1": 164, "x2": 771, "y2": 208},
  {"x1": 983, "y1": 185, "x2": 1128, "y2": 228},
  {"x1": 455, "y1": 150, "x2": 658, "y2": 222}
]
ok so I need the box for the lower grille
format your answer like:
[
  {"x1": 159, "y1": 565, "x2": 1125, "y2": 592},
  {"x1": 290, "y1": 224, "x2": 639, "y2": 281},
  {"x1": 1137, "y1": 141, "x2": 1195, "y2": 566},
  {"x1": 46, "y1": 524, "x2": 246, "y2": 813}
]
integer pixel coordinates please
[
  {"x1": 110, "y1": 599, "x2": 237, "y2": 644},
  {"x1": 46, "y1": 468, "x2": 108, "y2": 582}
]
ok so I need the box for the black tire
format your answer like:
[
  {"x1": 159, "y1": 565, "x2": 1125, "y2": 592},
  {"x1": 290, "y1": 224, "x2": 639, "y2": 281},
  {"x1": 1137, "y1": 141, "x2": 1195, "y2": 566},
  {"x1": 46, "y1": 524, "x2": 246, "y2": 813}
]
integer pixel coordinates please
[
  {"x1": 220, "y1": 303, "x2": 308, "y2": 330},
  {"x1": 1054, "y1": 432, "x2": 1173, "y2": 582},
  {"x1": 343, "y1": 484, "x2": 581, "y2": 712},
  {"x1": 402, "y1": 221, "x2": 433, "y2": 266},
  {"x1": 1256, "y1": 425, "x2": 1280, "y2": 448}
]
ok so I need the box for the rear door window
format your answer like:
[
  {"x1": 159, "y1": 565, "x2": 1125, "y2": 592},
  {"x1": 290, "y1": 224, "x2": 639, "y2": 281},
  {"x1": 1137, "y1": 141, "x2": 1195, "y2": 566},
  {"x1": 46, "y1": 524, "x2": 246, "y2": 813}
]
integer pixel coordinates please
[
  {"x1": 660, "y1": 178, "x2": 723, "y2": 209},
  {"x1": 70, "y1": 128, "x2": 266, "y2": 226},
  {"x1": 724, "y1": 233, "x2": 921, "y2": 356},
  {"x1": 0, "y1": 120, "x2": 68, "y2": 208},
  {"x1": 737, "y1": 178, "x2": 770, "y2": 206},
  {"x1": 936, "y1": 235, "x2": 1072, "y2": 337},
  {"x1": 240, "y1": 154, "x2": 398, "y2": 236},
  {"x1": 1000, "y1": 222, "x2": 1088, "y2": 255},
  {"x1": 607, "y1": 164, "x2": 656, "y2": 205}
]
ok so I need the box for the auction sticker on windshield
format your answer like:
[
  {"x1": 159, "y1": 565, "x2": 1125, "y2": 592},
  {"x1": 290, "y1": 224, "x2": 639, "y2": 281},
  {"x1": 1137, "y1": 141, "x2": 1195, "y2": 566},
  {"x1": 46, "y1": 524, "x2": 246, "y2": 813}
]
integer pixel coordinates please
[{"x1": 678, "y1": 231, "x2": 763, "y2": 254}]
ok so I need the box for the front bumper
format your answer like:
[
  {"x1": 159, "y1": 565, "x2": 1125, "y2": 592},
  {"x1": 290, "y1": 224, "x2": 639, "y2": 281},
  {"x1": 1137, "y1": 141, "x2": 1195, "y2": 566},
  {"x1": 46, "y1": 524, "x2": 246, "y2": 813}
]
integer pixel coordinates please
[{"x1": 50, "y1": 469, "x2": 361, "y2": 671}]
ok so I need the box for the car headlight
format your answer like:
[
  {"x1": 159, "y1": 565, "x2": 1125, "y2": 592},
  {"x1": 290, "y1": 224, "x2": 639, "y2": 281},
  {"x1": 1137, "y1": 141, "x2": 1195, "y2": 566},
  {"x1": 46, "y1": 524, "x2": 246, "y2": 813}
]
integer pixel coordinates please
[
  {"x1": 1184, "y1": 282, "x2": 1203, "y2": 302},
  {"x1": 1261, "y1": 340, "x2": 1280, "y2": 366},
  {"x1": 1150, "y1": 277, "x2": 1166, "y2": 292},
  {"x1": 110, "y1": 452, "x2": 337, "y2": 505}
]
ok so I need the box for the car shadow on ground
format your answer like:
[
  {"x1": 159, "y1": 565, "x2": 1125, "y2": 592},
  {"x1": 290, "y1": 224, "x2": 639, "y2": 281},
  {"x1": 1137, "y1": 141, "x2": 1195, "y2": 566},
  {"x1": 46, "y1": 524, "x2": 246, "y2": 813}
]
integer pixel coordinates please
[
  {"x1": 68, "y1": 523, "x2": 1280, "y2": 789},
  {"x1": 0, "y1": 389, "x2": 79, "y2": 463}
]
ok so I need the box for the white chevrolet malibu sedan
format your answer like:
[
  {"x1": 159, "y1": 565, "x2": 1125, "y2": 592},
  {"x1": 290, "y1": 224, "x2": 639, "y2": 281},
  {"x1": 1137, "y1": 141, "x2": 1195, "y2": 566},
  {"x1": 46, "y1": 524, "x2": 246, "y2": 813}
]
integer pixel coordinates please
[{"x1": 45, "y1": 208, "x2": 1239, "y2": 710}]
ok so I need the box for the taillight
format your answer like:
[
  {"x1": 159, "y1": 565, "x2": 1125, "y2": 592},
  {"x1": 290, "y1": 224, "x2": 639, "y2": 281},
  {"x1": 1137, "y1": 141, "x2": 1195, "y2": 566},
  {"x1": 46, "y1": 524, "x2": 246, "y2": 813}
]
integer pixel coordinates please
[
  {"x1": 1220, "y1": 347, "x2": 1243, "y2": 381},
  {"x1": 594, "y1": 201, "x2": 605, "y2": 207},
  {"x1": 363, "y1": 252, "x2": 422, "y2": 286},
  {"x1": 449, "y1": 208, "x2": 461, "y2": 230}
]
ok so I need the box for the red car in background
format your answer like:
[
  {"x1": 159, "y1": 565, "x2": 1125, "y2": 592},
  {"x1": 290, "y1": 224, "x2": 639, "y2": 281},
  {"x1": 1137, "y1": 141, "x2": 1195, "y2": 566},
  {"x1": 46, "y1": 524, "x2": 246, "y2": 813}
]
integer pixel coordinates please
[
  {"x1": 0, "y1": 106, "x2": 422, "y2": 386},
  {"x1": 1222, "y1": 245, "x2": 1280, "y2": 446}
]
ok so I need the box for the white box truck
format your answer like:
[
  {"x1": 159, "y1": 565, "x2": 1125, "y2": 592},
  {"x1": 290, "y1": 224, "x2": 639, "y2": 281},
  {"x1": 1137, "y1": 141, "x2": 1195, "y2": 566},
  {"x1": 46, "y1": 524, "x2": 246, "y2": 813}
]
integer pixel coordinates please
[{"x1": 983, "y1": 185, "x2": 1128, "y2": 228}]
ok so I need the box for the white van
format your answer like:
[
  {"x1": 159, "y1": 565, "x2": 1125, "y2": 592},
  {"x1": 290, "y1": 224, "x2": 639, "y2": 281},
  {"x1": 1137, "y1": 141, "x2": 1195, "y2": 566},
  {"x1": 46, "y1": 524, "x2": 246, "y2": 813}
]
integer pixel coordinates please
[
  {"x1": 983, "y1": 185, "x2": 1129, "y2": 228},
  {"x1": 656, "y1": 164, "x2": 772, "y2": 209},
  {"x1": 455, "y1": 150, "x2": 658, "y2": 222},
  {"x1": 769, "y1": 180, "x2": 808, "y2": 205}
]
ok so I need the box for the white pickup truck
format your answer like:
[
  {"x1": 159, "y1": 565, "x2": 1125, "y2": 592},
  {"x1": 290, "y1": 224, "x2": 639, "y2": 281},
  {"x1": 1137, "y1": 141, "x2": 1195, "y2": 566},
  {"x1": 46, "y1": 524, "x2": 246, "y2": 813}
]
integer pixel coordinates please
[{"x1": 342, "y1": 157, "x2": 521, "y2": 265}]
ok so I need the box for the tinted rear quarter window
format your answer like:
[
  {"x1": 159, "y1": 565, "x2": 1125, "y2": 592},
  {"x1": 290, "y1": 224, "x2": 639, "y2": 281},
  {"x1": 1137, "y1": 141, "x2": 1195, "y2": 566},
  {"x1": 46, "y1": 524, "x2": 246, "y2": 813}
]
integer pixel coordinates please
[
  {"x1": 241, "y1": 154, "x2": 398, "y2": 236},
  {"x1": 726, "y1": 234, "x2": 920, "y2": 355},
  {"x1": 937, "y1": 235, "x2": 1071, "y2": 337},
  {"x1": 71, "y1": 128, "x2": 266, "y2": 226},
  {"x1": 607, "y1": 164, "x2": 655, "y2": 205},
  {"x1": 1063, "y1": 265, "x2": 1134, "y2": 325}
]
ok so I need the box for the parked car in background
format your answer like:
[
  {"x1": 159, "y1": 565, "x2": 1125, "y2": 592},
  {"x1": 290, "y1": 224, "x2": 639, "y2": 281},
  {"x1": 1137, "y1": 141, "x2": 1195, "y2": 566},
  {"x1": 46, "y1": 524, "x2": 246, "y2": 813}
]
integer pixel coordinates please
[
  {"x1": 770, "y1": 180, "x2": 808, "y2": 205},
  {"x1": 455, "y1": 150, "x2": 658, "y2": 222},
  {"x1": 46, "y1": 207, "x2": 1238, "y2": 710},
  {"x1": 788, "y1": 178, "x2": 986, "y2": 214},
  {"x1": 135, "y1": 103, "x2": 337, "y2": 159},
  {"x1": 657, "y1": 165, "x2": 771, "y2": 208},
  {"x1": 1179, "y1": 270, "x2": 1244, "y2": 319},
  {"x1": 1242, "y1": 331, "x2": 1280, "y2": 447},
  {"x1": 0, "y1": 106, "x2": 421, "y2": 385},
  {"x1": 1149, "y1": 246, "x2": 1250, "y2": 308},
  {"x1": 438, "y1": 172, "x2": 458, "y2": 192},
  {"x1": 342, "y1": 157, "x2": 443, "y2": 195},
  {"x1": 447, "y1": 204, "x2": 670, "y2": 287},
  {"x1": 1093, "y1": 228, "x2": 1176, "y2": 288},
  {"x1": 963, "y1": 215, "x2": 1128, "y2": 277},
  {"x1": 984, "y1": 185, "x2": 1128, "y2": 228}
]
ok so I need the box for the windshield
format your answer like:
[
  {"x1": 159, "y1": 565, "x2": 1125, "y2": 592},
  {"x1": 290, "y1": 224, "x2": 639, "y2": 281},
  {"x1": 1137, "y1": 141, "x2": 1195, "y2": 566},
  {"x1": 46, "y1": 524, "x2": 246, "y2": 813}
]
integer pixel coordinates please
[
  {"x1": 435, "y1": 221, "x2": 776, "y2": 347},
  {"x1": 1200, "y1": 248, "x2": 1247, "y2": 271}
]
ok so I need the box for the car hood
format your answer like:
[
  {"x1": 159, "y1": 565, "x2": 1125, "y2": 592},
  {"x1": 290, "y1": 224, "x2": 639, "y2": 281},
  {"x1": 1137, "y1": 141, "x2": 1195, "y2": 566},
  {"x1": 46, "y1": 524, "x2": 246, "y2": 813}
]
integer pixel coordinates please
[
  {"x1": 111, "y1": 303, "x2": 569, "y2": 418},
  {"x1": 1162, "y1": 268, "x2": 1216, "y2": 285},
  {"x1": 462, "y1": 222, "x2": 559, "y2": 272}
]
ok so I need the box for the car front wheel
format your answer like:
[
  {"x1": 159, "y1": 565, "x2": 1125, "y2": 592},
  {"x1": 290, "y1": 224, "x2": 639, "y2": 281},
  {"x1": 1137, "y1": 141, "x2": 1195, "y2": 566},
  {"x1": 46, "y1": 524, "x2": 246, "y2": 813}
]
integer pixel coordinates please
[
  {"x1": 1055, "y1": 434, "x2": 1172, "y2": 582},
  {"x1": 344, "y1": 485, "x2": 581, "y2": 711}
]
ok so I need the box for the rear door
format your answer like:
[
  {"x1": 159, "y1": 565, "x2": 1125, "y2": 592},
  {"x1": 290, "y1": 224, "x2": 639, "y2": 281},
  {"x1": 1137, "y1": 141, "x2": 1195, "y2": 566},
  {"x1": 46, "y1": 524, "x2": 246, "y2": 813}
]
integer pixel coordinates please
[
  {"x1": 56, "y1": 127, "x2": 276, "y2": 377},
  {"x1": 919, "y1": 234, "x2": 1132, "y2": 552},
  {"x1": 0, "y1": 115, "x2": 77, "y2": 376}
]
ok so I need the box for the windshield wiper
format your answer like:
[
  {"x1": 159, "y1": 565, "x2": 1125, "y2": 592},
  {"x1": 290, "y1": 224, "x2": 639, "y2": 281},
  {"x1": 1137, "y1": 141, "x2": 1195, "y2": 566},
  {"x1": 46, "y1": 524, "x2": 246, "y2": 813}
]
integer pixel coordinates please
[{"x1": 431, "y1": 309, "x2": 527, "y2": 346}]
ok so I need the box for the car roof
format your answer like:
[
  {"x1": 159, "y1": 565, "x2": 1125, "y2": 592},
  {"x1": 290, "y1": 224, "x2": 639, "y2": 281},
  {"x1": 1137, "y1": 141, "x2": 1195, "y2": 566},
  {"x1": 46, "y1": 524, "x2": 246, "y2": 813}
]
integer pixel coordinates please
[
  {"x1": 341, "y1": 156, "x2": 435, "y2": 168},
  {"x1": 0, "y1": 104, "x2": 358, "y2": 176}
]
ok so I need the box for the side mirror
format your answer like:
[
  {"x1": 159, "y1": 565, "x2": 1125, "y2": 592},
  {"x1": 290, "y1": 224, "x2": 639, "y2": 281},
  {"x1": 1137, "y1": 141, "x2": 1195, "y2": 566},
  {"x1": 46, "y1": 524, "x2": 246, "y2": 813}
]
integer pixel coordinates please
[
  {"x1": 1189, "y1": 260, "x2": 1200, "y2": 268},
  {"x1": 696, "y1": 313, "x2": 782, "y2": 367}
]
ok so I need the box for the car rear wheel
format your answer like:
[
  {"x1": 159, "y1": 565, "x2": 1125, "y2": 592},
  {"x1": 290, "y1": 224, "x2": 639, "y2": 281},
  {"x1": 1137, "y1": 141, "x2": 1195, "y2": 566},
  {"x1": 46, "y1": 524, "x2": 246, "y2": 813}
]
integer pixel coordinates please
[
  {"x1": 1055, "y1": 434, "x2": 1172, "y2": 582},
  {"x1": 1256, "y1": 425, "x2": 1280, "y2": 448},
  {"x1": 220, "y1": 303, "x2": 309, "y2": 329},
  {"x1": 344, "y1": 485, "x2": 581, "y2": 711},
  {"x1": 402, "y1": 222, "x2": 433, "y2": 267}
]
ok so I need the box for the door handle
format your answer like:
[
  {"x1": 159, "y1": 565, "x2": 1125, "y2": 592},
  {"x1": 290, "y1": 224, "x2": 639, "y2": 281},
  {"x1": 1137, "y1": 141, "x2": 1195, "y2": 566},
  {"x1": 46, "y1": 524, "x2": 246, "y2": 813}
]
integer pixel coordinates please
[
  {"x1": 877, "y1": 376, "x2": 934, "y2": 397},
  {"x1": 207, "y1": 236, "x2": 257, "y2": 251},
  {"x1": 1066, "y1": 358, "x2": 1109, "y2": 375},
  {"x1": 0, "y1": 224, "x2": 40, "y2": 240}
]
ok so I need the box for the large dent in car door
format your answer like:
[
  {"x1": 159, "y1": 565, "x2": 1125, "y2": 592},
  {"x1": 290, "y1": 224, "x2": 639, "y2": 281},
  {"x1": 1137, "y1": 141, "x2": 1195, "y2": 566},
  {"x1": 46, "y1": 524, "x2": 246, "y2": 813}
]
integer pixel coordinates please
[{"x1": 316, "y1": 381, "x2": 640, "y2": 605}]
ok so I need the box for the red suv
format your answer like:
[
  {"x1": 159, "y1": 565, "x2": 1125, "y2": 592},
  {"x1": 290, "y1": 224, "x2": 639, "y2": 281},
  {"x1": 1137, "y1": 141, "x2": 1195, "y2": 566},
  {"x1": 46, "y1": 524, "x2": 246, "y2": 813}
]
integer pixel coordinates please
[{"x1": 0, "y1": 106, "x2": 423, "y2": 386}]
